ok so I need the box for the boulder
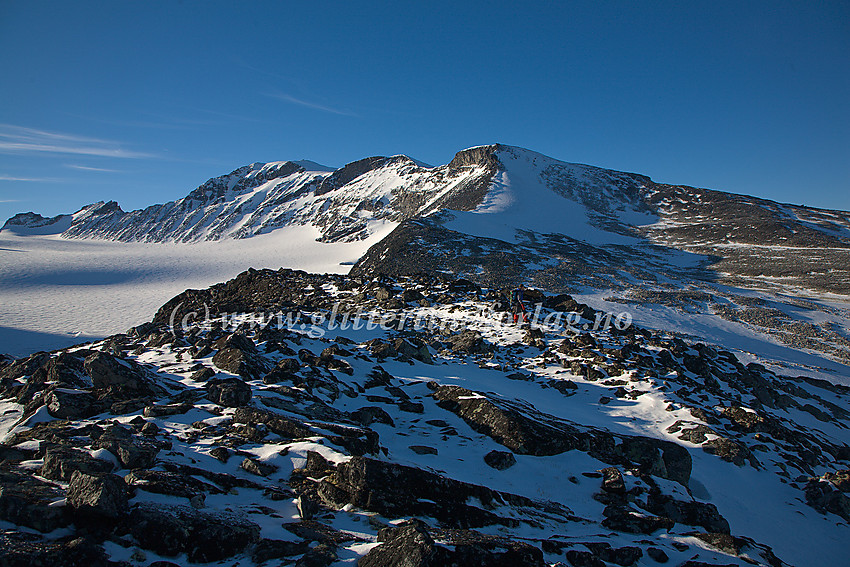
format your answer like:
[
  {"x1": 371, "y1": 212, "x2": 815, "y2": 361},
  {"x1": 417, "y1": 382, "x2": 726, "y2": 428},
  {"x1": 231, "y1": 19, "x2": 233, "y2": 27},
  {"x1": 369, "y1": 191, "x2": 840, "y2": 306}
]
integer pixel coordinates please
[
  {"x1": 213, "y1": 332, "x2": 257, "y2": 353},
  {"x1": 205, "y1": 377, "x2": 252, "y2": 407},
  {"x1": 358, "y1": 521, "x2": 447, "y2": 566},
  {"x1": 297, "y1": 543, "x2": 337, "y2": 566},
  {"x1": 190, "y1": 367, "x2": 216, "y2": 382},
  {"x1": 430, "y1": 383, "x2": 577, "y2": 455},
  {"x1": 360, "y1": 520, "x2": 546, "y2": 567},
  {"x1": 601, "y1": 505, "x2": 674, "y2": 534},
  {"x1": 212, "y1": 347, "x2": 270, "y2": 379},
  {"x1": 46, "y1": 389, "x2": 97, "y2": 419},
  {"x1": 0, "y1": 469, "x2": 69, "y2": 532},
  {"x1": 393, "y1": 338, "x2": 433, "y2": 363},
  {"x1": 0, "y1": 532, "x2": 111, "y2": 567},
  {"x1": 446, "y1": 329, "x2": 487, "y2": 354},
  {"x1": 93, "y1": 425, "x2": 159, "y2": 469},
  {"x1": 241, "y1": 457, "x2": 278, "y2": 477},
  {"x1": 67, "y1": 471, "x2": 128, "y2": 519},
  {"x1": 84, "y1": 352, "x2": 150, "y2": 391},
  {"x1": 805, "y1": 477, "x2": 850, "y2": 521},
  {"x1": 645, "y1": 491, "x2": 730, "y2": 533},
  {"x1": 232, "y1": 406, "x2": 312, "y2": 439},
  {"x1": 125, "y1": 469, "x2": 221, "y2": 498},
  {"x1": 252, "y1": 539, "x2": 310, "y2": 563},
  {"x1": 350, "y1": 406, "x2": 395, "y2": 427},
  {"x1": 484, "y1": 450, "x2": 517, "y2": 470},
  {"x1": 128, "y1": 502, "x2": 260, "y2": 562},
  {"x1": 41, "y1": 445, "x2": 113, "y2": 481}
]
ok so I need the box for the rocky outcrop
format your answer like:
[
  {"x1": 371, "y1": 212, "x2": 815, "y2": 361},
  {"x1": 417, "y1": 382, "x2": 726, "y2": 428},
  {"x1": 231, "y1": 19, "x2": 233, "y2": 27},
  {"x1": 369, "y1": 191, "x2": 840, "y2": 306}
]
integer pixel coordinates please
[
  {"x1": 429, "y1": 383, "x2": 691, "y2": 485},
  {"x1": 128, "y1": 502, "x2": 261, "y2": 562},
  {"x1": 310, "y1": 456, "x2": 551, "y2": 529}
]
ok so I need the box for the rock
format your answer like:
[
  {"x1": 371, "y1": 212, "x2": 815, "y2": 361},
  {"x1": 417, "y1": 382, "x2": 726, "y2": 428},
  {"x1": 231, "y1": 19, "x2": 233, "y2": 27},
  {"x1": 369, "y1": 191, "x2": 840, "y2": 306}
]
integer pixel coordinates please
[
  {"x1": 0, "y1": 352, "x2": 50, "y2": 384},
  {"x1": 0, "y1": 469, "x2": 69, "y2": 532},
  {"x1": 703, "y1": 437, "x2": 757, "y2": 467},
  {"x1": 367, "y1": 339, "x2": 398, "y2": 360},
  {"x1": 252, "y1": 539, "x2": 310, "y2": 563},
  {"x1": 565, "y1": 549, "x2": 606, "y2": 567},
  {"x1": 614, "y1": 437, "x2": 692, "y2": 486},
  {"x1": 213, "y1": 332, "x2": 257, "y2": 353},
  {"x1": 190, "y1": 367, "x2": 216, "y2": 382},
  {"x1": 209, "y1": 446, "x2": 230, "y2": 463},
  {"x1": 241, "y1": 457, "x2": 278, "y2": 477},
  {"x1": 446, "y1": 329, "x2": 487, "y2": 354},
  {"x1": 601, "y1": 505, "x2": 673, "y2": 534},
  {"x1": 583, "y1": 543, "x2": 643, "y2": 566},
  {"x1": 374, "y1": 285, "x2": 393, "y2": 301},
  {"x1": 646, "y1": 547, "x2": 669, "y2": 563},
  {"x1": 430, "y1": 383, "x2": 691, "y2": 485},
  {"x1": 805, "y1": 477, "x2": 850, "y2": 521},
  {"x1": 41, "y1": 445, "x2": 113, "y2": 481},
  {"x1": 358, "y1": 521, "x2": 447, "y2": 566},
  {"x1": 93, "y1": 425, "x2": 159, "y2": 469},
  {"x1": 429, "y1": 383, "x2": 578, "y2": 455},
  {"x1": 0, "y1": 532, "x2": 111, "y2": 567},
  {"x1": 824, "y1": 469, "x2": 850, "y2": 492},
  {"x1": 296, "y1": 543, "x2": 338, "y2": 567},
  {"x1": 212, "y1": 347, "x2": 270, "y2": 379},
  {"x1": 303, "y1": 450, "x2": 335, "y2": 474},
  {"x1": 599, "y1": 467, "x2": 626, "y2": 494},
  {"x1": 232, "y1": 406, "x2": 312, "y2": 439},
  {"x1": 350, "y1": 406, "x2": 395, "y2": 427},
  {"x1": 67, "y1": 471, "x2": 128, "y2": 519},
  {"x1": 364, "y1": 519, "x2": 545, "y2": 566},
  {"x1": 205, "y1": 377, "x2": 252, "y2": 407},
  {"x1": 409, "y1": 445, "x2": 438, "y2": 455},
  {"x1": 298, "y1": 348, "x2": 320, "y2": 365},
  {"x1": 448, "y1": 278, "x2": 480, "y2": 294},
  {"x1": 141, "y1": 421, "x2": 159, "y2": 436},
  {"x1": 484, "y1": 450, "x2": 517, "y2": 470},
  {"x1": 551, "y1": 379, "x2": 578, "y2": 395},
  {"x1": 297, "y1": 494, "x2": 320, "y2": 520},
  {"x1": 316, "y1": 456, "x2": 538, "y2": 528},
  {"x1": 125, "y1": 469, "x2": 220, "y2": 498},
  {"x1": 692, "y1": 532, "x2": 741, "y2": 555},
  {"x1": 46, "y1": 389, "x2": 97, "y2": 419},
  {"x1": 645, "y1": 491, "x2": 730, "y2": 533},
  {"x1": 143, "y1": 401, "x2": 194, "y2": 417},
  {"x1": 84, "y1": 352, "x2": 150, "y2": 391},
  {"x1": 393, "y1": 337, "x2": 433, "y2": 363},
  {"x1": 128, "y1": 502, "x2": 260, "y2": 562},
  {"x1": 364, "y1": 366, "x2": 394, "y2": 388}
]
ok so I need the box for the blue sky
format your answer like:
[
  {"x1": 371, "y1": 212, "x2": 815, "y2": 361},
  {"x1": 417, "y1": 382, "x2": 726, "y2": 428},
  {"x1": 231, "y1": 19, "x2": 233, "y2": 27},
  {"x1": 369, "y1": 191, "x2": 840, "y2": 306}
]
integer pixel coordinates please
[{"x1": 1, "y1": 1, "x2": 848, "y2": 222}]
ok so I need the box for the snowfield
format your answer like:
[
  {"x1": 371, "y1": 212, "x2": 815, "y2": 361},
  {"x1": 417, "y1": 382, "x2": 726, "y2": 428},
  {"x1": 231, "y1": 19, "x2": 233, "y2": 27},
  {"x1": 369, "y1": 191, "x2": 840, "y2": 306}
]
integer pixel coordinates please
[{"x1": 0, "y1": 223, "x2": 396, "y2": 356}]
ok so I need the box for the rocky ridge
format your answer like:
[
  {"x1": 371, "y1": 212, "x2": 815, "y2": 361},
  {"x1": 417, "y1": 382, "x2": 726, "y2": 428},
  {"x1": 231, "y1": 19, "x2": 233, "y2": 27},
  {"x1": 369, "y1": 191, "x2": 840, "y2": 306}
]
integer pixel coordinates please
[{"x1": 1, "y1": 268, "x2": 848, "y2": 566}]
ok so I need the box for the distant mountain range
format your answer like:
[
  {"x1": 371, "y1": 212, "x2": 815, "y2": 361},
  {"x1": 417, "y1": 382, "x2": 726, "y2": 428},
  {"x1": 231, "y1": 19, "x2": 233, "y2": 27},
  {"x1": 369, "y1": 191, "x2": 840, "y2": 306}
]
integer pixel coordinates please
[{"x1": 5, "y1": 144, "x2": 849, "y2": 293}]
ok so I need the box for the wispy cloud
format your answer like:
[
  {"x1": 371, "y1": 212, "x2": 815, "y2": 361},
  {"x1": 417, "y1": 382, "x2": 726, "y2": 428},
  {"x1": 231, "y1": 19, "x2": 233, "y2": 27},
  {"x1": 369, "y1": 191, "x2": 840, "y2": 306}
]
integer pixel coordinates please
[
  {"x1": 0, "y1": 174, "x2": 62, "y2": 182},
  {"x1": 65, "y1": 164, "x2": 121, "y2": 173},
  {"x1": 264, "y1": 92, "x2": 357, "y2": 117},
  {"x1": 0, "y1": 124, "x2": 155, "y2": 158},
  {"x1": 0, "y1": 199, "x2": 21, "y2": 203}
]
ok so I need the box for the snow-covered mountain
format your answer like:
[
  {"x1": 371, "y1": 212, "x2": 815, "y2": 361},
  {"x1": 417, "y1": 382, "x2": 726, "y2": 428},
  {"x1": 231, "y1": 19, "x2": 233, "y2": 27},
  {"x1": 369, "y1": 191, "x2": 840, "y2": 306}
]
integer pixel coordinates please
[
  {"x1": 5, "y1": 144, "x2": 850, "y2": 370},
  {"x1": 3, "y1": 149, "x2": 497, "y2": 244}
]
